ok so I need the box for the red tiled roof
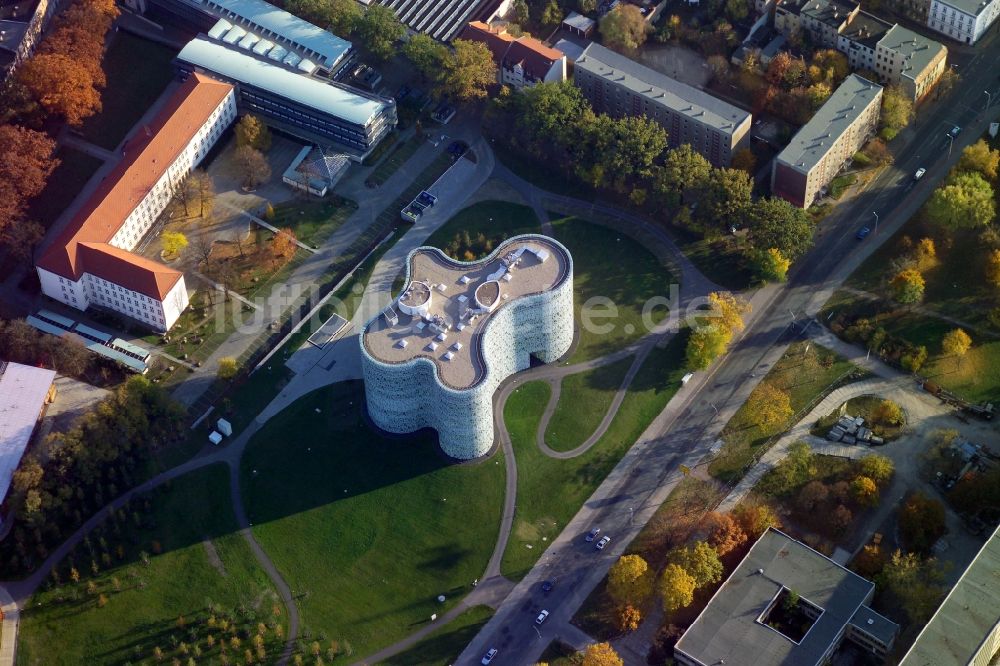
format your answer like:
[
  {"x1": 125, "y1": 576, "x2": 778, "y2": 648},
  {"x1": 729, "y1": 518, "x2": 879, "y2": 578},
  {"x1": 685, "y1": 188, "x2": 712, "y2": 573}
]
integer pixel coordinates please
[
  {"x1": 459, "y1": 21, "x2": 563, "y2": 84},
  {"x1": 459, "y1": 20, "x2": 514, "y2": 67},
  {"x1": 37, "y1": 73, "x2": 234, "y2": 300},
  {"x1": 502, "y1": 36, "x2": 562, "y2": 82}
]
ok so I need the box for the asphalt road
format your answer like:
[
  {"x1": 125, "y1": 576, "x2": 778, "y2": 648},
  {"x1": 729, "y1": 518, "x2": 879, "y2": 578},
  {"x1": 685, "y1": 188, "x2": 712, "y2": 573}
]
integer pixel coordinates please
[{"x1": 457, "y1": 28, "x2": 1000, "y2": 666}]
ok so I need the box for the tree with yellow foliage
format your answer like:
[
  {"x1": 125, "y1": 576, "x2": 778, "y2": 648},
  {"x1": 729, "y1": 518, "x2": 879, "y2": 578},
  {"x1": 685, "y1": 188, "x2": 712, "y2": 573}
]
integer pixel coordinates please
[
  {"x1": 658, "y1": 563, "x2": 696, "y2": 613},
  {"x1": 607, "y1": 554, "x2": 654, "y2": 606},
  {"x1": 743, "y1": 381, "x2": 793, "y2": 432}
]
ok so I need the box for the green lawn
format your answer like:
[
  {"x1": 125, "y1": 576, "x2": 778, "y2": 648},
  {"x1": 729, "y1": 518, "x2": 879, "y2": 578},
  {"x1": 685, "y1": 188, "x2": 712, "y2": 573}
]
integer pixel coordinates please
[
  {"x1": 708, "y1": 342, "x2": 865, "y2": 484},
  {"x1": 550, "y1": 215, "x2": 674, "y2": 363},
  {"x1": 240, "y1": 381, "x2": 505, "y2": 661},
  {"x1": 544, "y1": 357, "x2": 632, "y2": 453},
  {"x1": 828, "y1": 173, "x2": 857, "y2": 199},
  {"x1": 269, "y1": 196, "x2": 357, "y2": 247},
  {"x1": 671, "y1": 230, "x2": 756, "y2": 292},
  {"x1": 502, "y1": 333, "x2": 688, "y2": 580},
  {"x1": 383, "y1": 605, "x2": 494, "y2": 665},
  {"x1": 18, "y1": 465, "x2": 287, "y2": 666},
  {"x1": 27, "y1": 147, "x2": 103, "y2": 230},
  {"x1": 79, "y1": 32, "x2": 177, "y2": 150},
  {"x1": 423, "y1": 200, "x2": 542, "y2": 255}
]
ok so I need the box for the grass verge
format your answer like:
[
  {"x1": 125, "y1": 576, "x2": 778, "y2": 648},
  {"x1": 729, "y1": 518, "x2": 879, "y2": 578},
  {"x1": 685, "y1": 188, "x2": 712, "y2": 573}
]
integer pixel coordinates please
[
  {"x1": 18, "y1": 465, "x2": 287, "y2": 666},
  {"x1": 423, "y1": 200, "x2": 542, "y2": 255},
  {"x1": 240, "y1": 381, "x2": 505, "y2": 660},
  {"x1": 544, "y1": 358, "x2": 632, "y2": 453},
  {"x1": 269, "y1": 196, "x2": 357, "y2": 247}
]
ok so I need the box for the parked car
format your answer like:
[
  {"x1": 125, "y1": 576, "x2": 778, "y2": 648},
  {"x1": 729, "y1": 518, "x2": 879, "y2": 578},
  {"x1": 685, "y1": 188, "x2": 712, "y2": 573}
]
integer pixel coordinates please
[
  {"x1": 949, "y1": 125, "x2": 962, "y2": 138},
  {"x1": 914, "y1": 167, "x2": 926, "y2": 180},
  {"x1": 585, "y1": 527, "x2": 601, "y2": 542},
  {"x1": 856, "y1": 226, "x2": 871, "y2": 240},
  {"x1": 481, "y1": 648, "x2": 498, "y2": 665},
  {"x1": 596, "y1": 535, "x2": 612, "y2": 550},
  {"x1": 536, "y1": 609, "x2": 550, "y2": 625},
  {"x1": 541, "y1": 580, "x2": 554, "y2": 593}
]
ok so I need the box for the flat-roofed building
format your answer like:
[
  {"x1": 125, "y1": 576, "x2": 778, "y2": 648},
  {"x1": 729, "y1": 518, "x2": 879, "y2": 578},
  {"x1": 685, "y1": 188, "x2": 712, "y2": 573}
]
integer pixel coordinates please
[
  {"x1": 772, "y1": 74, "x2": 882, "y2": 208},
  {"x1": 874, "y1": 24, "x2": 947, "y2": 101},
  {"x1": 674, "y1": 528, "x2": 899, "y2": 666},
  {"x1": 36, "y1": 74, "x2": 237, "y2": 331},
  {"x1": 175, "y1": 37, "x2": 396, "y2": 159},
  {"x1": 459, "y1": 21, "x2": 567, "y2": 89},
  {"x1": 573, "y1": 42, "x2": 751, "y2": 167},
  {"x1": 900, "y1": 523, "x2": 1000, "y2": 666},
  {"x1": 927, "y1": 0, "x2": 1000, "y2": 43},
  {"x1": 361, "y1": 235, "x2": 574, "y2": 459},
  {"x1": 0, "y1": 361, "x2": 56, "y2": 525}
]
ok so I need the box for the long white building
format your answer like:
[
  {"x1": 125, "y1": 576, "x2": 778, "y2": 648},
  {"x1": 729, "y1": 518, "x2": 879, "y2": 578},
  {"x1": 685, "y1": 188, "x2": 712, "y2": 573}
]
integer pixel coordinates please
[
  {"x1": 36, "y1": 74, "x2": 237, "y2": 331},
  {"x1": 360, "y1": 235, "x2": 573, "y2": 459}
]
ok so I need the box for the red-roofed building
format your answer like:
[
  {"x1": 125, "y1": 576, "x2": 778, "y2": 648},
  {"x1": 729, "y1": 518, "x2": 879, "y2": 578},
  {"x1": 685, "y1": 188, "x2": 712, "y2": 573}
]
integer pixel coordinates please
[
  {"x1": 36, "y1": 74, "x2": 237, "y2": 331},
  {"x1": 459, "y1": 21, "x2": 567, "y2": 90}
]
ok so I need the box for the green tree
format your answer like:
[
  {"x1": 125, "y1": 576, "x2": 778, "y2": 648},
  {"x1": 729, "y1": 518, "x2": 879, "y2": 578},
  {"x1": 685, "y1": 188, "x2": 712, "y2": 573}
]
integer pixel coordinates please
[
  {"x1": 607, "y1": 554, "x2": 654, "y2": 606},
  {"x1": 541, "y1": 0, "x2": 563, "y2": 26},
  {"x1": 811, "y1": 49, "x2": 849, "y2": 83},
  {"x1": 876, "y1": 550, "x2": 945, "y2": 624},
  {"x1": 578, "y1": 0, "x2": 597, "y2": 11},
  {"x1": 899, "y1": 493, "x2": 946, "y2": 553},
  {"x1": 656, "y1": 143, "x2": 712, "y2": 206},
  {"x1": 329, "y1": 0, "x2": 362, "y2": 35},
  {"x1": 403, "y1": 33, "x2": 447, "y2": 81},
  {"x1": 686, "y1": 323, "x2": 732, "y2": 370},
  {"x1": 515, "y1": 81, "x2": 591, "y2": 153},
  {"x1": 746, "y1": 197, "x2": 815, "y2": 259},
  {"x1": 669, "y1": 541, "x2": 723, "y2": 588},
  {"x1": 851, "y1": 475, "x2": 879, "y2": 507},
  {"x1": 879, "y1": 85, "x2": 913, "y2": 140},
  {"x1": 217, "y1": 357, "x2": 238, "y2": 380},
  {"x1": 731, "y1": 146, "x2": 756, "y2": 174},
  {"x1": 234, "y1": 114, "x2": 271, "y2": 151},
  {"x1": 437, "y1": 39, "x2": 497, "y2": 102},
  {"x1": 356, "y1": 4, "x2": 404, "y2": 61},
  {"x1": 694, "y1": 167, "x2": 753, "y2": 236},
  {"x1": 957, "y1": 138, "x2": 1000, "y2": 180},
  {"x1": 925, "y1": 171, "x2": 996, "y2": 228},
  {"x1": 511, "y1": 0, "x2": 529, "y2": 24},
  {"x1": 771, "y1": 441, "x2": 815, "y2": 492},
  {"x1": 859, "y1": 454, "x2": 894, "y2": 484},
  {"x1": 889, "y1": 268, "x2": 925, "y2": 304},
  {"x1": 161, "y1": 231, "x2": 188, "y2": 257},
  {"x1": 658, "y1": 563, "x2": 696, "y2": 613},
  {"x1": 752, "y1": 248, "x2": 791, "y2": 282},
  {"x1": 599, "y1": 4, "x2": 649, "y2": 53},
  {"x1": 725, "y1": 0, "x2": 748, "y2": 21},
  {"x1": 744, "y1": 382, "x2": 792, "y2": 431}
]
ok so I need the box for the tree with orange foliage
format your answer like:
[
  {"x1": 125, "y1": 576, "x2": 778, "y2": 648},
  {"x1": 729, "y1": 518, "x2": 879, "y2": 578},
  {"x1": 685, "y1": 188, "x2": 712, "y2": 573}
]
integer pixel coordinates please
[
  {"x1": 705, "y1": 512, "x2": 747, "y2": 556},
  {"x1": 0, "y1": 124, "x2": 59, "y2": 233},
  {"x1": 733, "y1": 502, "x2": 780, "y2": 540},
  {"x1": 270, "y1": 229, "x2": 298, "y2": 266},
  {"x1": 16, "y1": 54, "x2": 101, "y2": 126}
]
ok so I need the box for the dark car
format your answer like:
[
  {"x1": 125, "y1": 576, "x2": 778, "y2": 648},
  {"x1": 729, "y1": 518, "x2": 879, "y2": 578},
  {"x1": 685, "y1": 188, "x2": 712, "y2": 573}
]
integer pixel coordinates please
[
  {"x1": 541, "y1": 580, "x2": 554, "y2": 593},
  {"x1": 856, "y1": 226, "x2": 871, "y2": 240},
  {"x1": 585, "y1": 527, "x2": 601, "y2": 542},
  {"x1": 949, "y1": 125, "x2": 962, "y2": 138}
]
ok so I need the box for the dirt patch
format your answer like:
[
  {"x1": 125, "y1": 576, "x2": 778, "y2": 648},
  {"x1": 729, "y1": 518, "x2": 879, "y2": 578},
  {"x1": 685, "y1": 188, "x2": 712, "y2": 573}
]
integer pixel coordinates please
[{"x1": 202, "y1": 538, "x2": 227, "y2": 577}]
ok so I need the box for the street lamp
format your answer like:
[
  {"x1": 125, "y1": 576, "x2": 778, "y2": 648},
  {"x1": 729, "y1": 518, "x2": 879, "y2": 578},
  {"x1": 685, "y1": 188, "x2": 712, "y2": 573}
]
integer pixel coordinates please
[
  {"x1": 946, "y1": 133, "x2": 955, "y2": 157},
  {"x1": 872, "y1": 211, "x2": 879, "y2": 235},
  {"x1": 985, "y1": 90, "x2": 992, "y2": 109},
  {"x1": 532, "y1": 624, "x2": 542, "y2": 640}
]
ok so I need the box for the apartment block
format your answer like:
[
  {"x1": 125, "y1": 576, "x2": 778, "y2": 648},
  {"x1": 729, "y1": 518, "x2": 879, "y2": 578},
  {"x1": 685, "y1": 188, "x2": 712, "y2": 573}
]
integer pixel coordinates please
[
  {"x1": 927, "y1": 0, "x2": 1000, "y2": 43},
  {"x1": 36, "y1": 75, "x2": 237, "y2": 331},
  {"x1": 773, "y1": 0, "x2": 947, "y2": 100},
  {"x1": 772, "y1": 74, "x2": 882, "y2": 208},
  {"x1": 574, "y1": 43, "x2": 752, "y2": 167}
]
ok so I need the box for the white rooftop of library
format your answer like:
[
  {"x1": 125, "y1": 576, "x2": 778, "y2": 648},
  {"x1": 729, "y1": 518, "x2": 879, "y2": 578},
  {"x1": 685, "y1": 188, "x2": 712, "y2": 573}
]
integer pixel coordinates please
[{"x1": 360, "y1": 235, "x2": 574, "y2": 459}]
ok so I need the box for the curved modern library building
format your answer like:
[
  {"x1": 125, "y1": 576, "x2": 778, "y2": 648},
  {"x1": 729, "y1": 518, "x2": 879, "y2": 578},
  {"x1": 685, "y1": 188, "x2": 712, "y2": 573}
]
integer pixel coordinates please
[{"x1": 360, "y1": 235, "x2": 574, "y2": 459}]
